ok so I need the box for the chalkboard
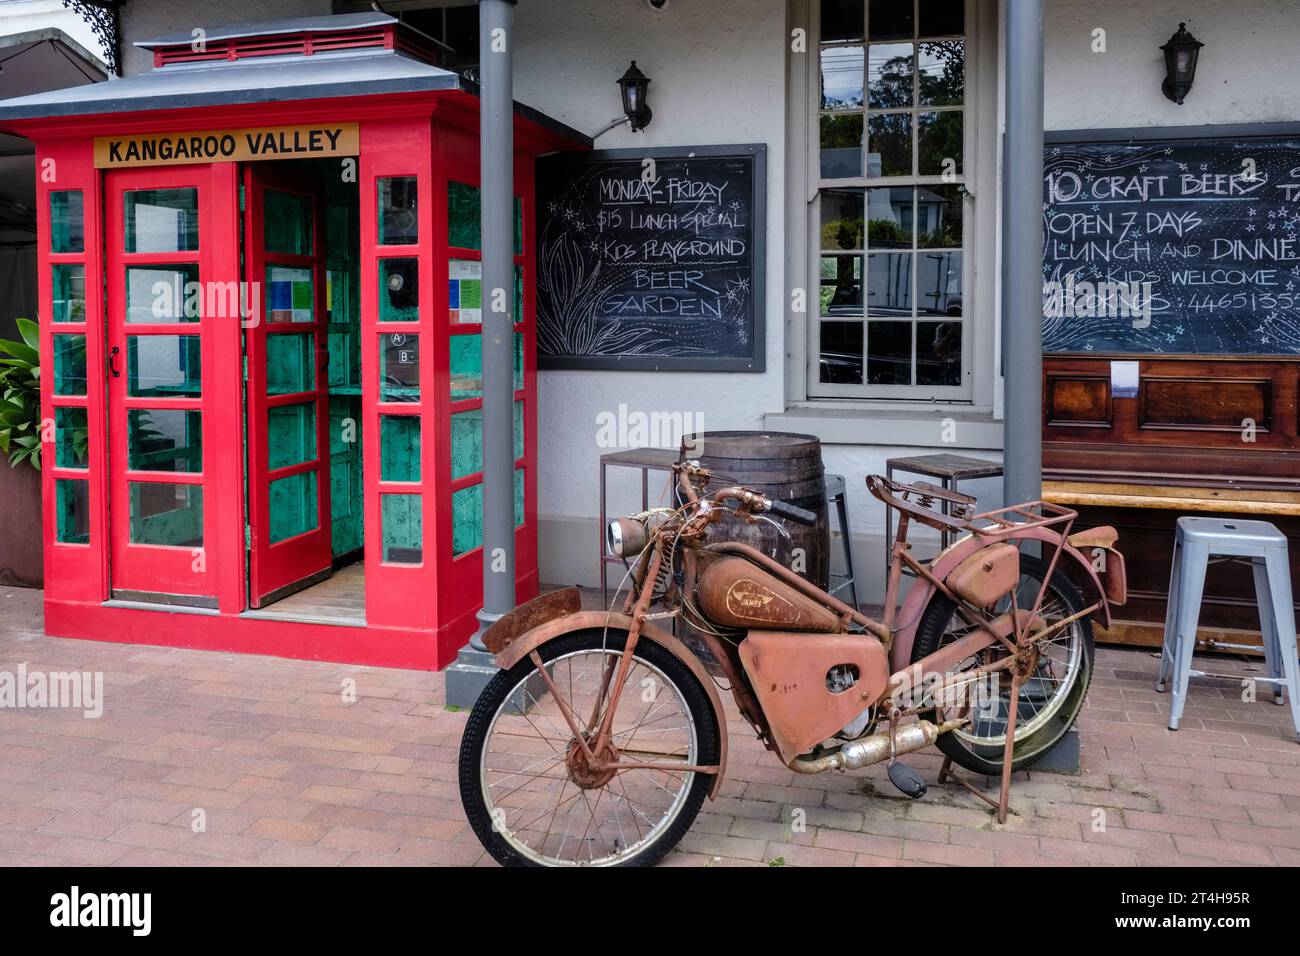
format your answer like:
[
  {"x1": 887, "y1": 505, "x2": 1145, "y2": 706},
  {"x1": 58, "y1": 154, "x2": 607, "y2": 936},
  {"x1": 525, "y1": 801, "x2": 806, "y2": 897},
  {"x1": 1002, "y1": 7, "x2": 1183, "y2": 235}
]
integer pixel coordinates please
[
  {"x1": 536, "y1": 144, "x2": 766, "y2": 371},
  {"x1": 1042, "y1": 130, "x2": 1300, "y2": 355}
]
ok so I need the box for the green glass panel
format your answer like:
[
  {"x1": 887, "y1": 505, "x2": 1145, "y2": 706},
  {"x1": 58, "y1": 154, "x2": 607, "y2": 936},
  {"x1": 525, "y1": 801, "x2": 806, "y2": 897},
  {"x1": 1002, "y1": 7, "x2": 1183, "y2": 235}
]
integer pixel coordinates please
[
  {"x1": 329, "y1": 395, "x2": 363, "y2": 559},
  {"x1": 379, "y1": 333, "x2": 419, "y2": 403},
  {"x1": 448, "y1": 181, "x2": 480, "y2": 250},
  {"x1": 266, "y1": 265, "x2": 313, "y2": 323},
  {"x1": 52, "y1": 335, "x2": 87, "y2": 396},
  {"x1": 379, "y1": 258, "x2": 419, "y2": 322},
  {"x1": 127, "y1": 264, "x2": 200, "y2": 323},
  {"x1": 514, "y1": 399, "x2": 524, "y2": 461},
  {"x1": 55, "y1": 479, "x2": 90, "y2": 544},
  {"x1": 50, "y1": 191, "x2": 84, "y2": 253},
  {"x1": 451, "y1": 483, "x2": 483, "y2": 557},
  {"x1": 129, "y1": 482, "x2": 202, "y2": 546},
  {"x1": 268, "y1": 470, "x2": 318, "y2": 544},
  {"x1": 449, "y1": 258, "x2": 481, "y2": 324},
  {"x1": 378, "y1": 176, "x2": 418, "y2": 245},
  {"x1": 127, "y1": 335, "x2": 201, "y2": 398},
  {"x1": 449, "y1": 333, "x2": 481, "y2": 400},
  {"x1": 515, "y1": 467, "x2": 525, "y2": 529},
  {"x1": 380, "y1": 415, "x2": 420, "y2": 482},
  {"x1": 381, "y1": 494, "x2": 422, "y2": 563},
  {"x1": 268, "y1": 402, "x2": 316, "y2": 471},
  {"x1": 51, "y1": 264, "x2": 86, "y2": 323},
  {"x1": 128, "y1": 409, "x2": 202, "y2": 473},
  {"x1": 124, "y1": 188, "x2": 198, "y2": 253},
  {"x1": 515, "y1": 331, "x2": 524, "y2": 390},
  {"x1": 53, "y1": 406, "x2": 88, "y2": 469},
  {"x1": 264, "y1": 190, "x2": 312, "y2": 255},
  {"x1": 514, "y1": 196, "x2": 523, "y2": 256},
  {"x1": 450, "y1": 408, "x2": 482, "y2": 480},
  {"x1": 266, "y1": 332, "x2": 314, "y2": 394},
  {"x1": 514, "y1": 264, "x2": 524, "y2": 322}
]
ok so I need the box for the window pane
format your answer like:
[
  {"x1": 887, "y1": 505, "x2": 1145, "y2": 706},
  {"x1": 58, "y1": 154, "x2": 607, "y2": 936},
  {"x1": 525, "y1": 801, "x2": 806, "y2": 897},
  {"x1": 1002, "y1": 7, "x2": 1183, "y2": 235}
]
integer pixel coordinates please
[
  {"x1": 515, "y1": 264, "x2": 524, "y2": 322},
  {"x1": 819, "y1": 321, "x2": 863, "y2": 384},
  {"x1": 267, "y1": 401, "x2": 316, "y2": 471},
  {"x1": 820, "y1": 113, "x2": 864, "y2": 179},
  {"x1": 54, "y1": 406, "x2": 88, "y2": 469},
  {"x1": 869, "y1": 0, "x2": 913, "y2": 40},
  {"x1": 55, "y1": 478, "x2": 90, "y2": 544},
  {"x1": 50, "y1": 191, "x2": 84, "y2": 253},
  {"x1": 448, "y1": 181, "x2": 480, "y2": 250},
  {"x1": 264, "y1": 190, "x2": 312, "y2": 255},
  {"x1": 378, "y1": 176, "x2": 418, "y2": 245},
  {"x1": 379, "y1": 258, "x2": 419, "y2": 322},
  {"x1": 820, "y1": 45, "x2": 863, "y2": 110},
  {"x1": 128, "y1": 408, "x2": 202, "y2": 473},
  {"x1": 918, "y1": 184, "x2": 962, "y2": 248},
  {"x1": 821, "y1": 189, "x2": 865, "y2": 250},
  {"x1": 449, "y1": 259, "x2": 482, "y2": 324},
  {"x1": 514, "y1": 196, "x2": 524, "y2": 255},
  {"x1": 380, "y1": 414, "x2": 421, "y2": 482},
  {"x1": 127, "y1": 264, "x2": 200, "y2": 323},
  {"x1": 919, "y1": 0, "x2": 964, "y2": 37},
  {"x1": 867, "y1": 187, "x2": 913, "y2": 247},
  {"x1": 51, "y1": 264, "x2": 86, "y2": 323},
  {"x1": 918, "y1": 250, "x2": 962, "y2": 317},
  {"x1": 381, "y1": 493, "x2": 422, "y2": 563},
  {"x1": 451, "y1": 408, "x2": 482, "y2": 480},
  {"x1": 919, "y1": 39, "x2": 963, "y2": 106},
  {"x1": 819, "y1": 254, "x2": 863, "y2": 316},
  {"x1": 514, "y1": 467, "x2": 525, "y2": 529},
  {"x1": 514, "y1": 399, "x2": 524, "y2": 461},
  {"x1": 266, "y1": 332, "x2": 315, "y2": 394},
  {"x1": 821, "y1": 0, "x2": 863, "y2": 42},
  {"x1": 124, "y1": 188, "x2": 198, "y2": 253},
  {"x1": 268, "y1": 471, "x2": 317, "y2": 543},
  {"x1": 867, "y1": 112, "x2": 912, "y2": 177},
  {"x1": 266, "y1": 265, "x2": 314, "y2": 323},
  {"x1": 53, "y1": 334, "x2": 87, "y2": 396},
  {"x1": 918, "y1": 321, "x2": 962, "y2": 386},
  {"x1": 129, "y1": 482, "x2": 203, "y2": 546},
  {"x1": 867, "y1": 251, "x2": 914, "y2": 315},
  {"x1": 450, "y1": 333, "x2": 482, "y2": 400},
  {"x1": 128, "y1": 335, "x2": 201, "y2": 397},
  {"x1": 379, "y1": 333, "x2": 419, "y2": 402},
  {"x1": 868, "y1": 43, "x2": 913, "y2": 109},
  {"x1": 515, "y1": 331, "x2": 524, "y2": 390},
  {"x1": 867, "y1": 321, "x2": 912, "y2": 384},
  {"x1": 452, "y1": 482, "x2": 483, "y2": 556},
  {"x1": 918, "y1": 110, "x2": 963, "y2": 176}
]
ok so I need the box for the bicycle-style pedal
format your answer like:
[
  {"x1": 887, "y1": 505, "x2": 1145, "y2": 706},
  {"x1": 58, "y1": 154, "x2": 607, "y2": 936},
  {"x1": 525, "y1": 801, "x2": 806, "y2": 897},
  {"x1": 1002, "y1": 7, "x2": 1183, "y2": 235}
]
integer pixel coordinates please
[{"x1": 887, "y1": 761, "x2": 928, "y2": 799}]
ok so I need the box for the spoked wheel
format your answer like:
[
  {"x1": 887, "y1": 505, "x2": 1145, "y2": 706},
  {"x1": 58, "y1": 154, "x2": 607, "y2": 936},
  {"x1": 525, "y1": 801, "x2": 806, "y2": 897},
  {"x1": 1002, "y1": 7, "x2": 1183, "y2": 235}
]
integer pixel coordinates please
[
  {"x1": 910, "y1": 553, "x2": 1094, "y2": 775},
  {"x1": 458, "y1": 629, "x2": 718, "y2": 867}
]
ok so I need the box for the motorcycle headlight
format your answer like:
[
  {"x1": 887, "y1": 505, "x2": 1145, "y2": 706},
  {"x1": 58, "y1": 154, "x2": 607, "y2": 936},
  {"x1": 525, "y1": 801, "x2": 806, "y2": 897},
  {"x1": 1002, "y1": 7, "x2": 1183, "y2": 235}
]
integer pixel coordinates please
[{"x1": 607, "y1": 516, "x2": 643, "y2": 558}]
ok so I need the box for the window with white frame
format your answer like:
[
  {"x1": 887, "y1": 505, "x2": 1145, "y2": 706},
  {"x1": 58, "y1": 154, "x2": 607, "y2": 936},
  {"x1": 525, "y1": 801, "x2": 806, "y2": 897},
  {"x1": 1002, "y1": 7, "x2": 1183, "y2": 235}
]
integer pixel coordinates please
[{"x1": 812, "y1": 0, "x2": 970, "y2": 399}]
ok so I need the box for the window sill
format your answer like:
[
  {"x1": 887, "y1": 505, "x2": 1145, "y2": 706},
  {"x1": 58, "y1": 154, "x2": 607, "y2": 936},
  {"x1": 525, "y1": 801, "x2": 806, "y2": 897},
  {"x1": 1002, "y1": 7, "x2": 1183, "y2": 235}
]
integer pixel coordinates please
[{"x1": 764, "y1": 403, "x2": 1004, "y2": 450}]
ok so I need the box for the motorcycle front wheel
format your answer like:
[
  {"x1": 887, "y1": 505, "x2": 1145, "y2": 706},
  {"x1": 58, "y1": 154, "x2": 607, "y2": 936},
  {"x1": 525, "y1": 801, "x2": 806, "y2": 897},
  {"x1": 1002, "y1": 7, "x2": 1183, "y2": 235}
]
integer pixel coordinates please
[
  {"x1": 909, "y1": 553, "x2": 1094, "y2": 776},
  {"x1": 458, "y1": 629, "x2": 719, "y2": 867}
]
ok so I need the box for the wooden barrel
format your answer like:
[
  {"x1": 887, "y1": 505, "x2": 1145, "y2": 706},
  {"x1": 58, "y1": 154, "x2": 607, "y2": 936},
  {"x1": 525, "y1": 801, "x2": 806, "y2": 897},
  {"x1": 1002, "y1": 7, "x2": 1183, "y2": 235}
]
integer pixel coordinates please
[{"x1": 678, "y1": 430, "x2": 830, "y2": 590}]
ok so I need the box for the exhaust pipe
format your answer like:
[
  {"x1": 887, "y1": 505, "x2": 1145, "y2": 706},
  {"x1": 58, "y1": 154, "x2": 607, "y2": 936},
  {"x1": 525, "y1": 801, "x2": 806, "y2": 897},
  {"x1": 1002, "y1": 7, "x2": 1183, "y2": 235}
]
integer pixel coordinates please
[{"x1": 788, "y1": 718, "x2": 965, "y2": 774}]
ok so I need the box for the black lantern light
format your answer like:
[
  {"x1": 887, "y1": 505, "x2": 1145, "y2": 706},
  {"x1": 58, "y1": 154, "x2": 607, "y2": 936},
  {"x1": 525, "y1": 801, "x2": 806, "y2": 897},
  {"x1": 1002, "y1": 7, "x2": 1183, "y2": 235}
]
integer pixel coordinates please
[
  {"x1": 1160, "y1": 23, "x2": 1204, "y2": 105},
  {"x1": 617, "y1": 61, "x2": 653, "y2": 131}
]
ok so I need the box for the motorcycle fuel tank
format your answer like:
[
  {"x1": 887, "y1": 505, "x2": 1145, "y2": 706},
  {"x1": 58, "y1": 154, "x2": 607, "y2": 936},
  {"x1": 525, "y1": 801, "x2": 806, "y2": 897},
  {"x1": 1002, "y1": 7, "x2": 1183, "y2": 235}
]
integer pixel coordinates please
[{"x1": 696, "y1": 557, "x2": 841, "y2": 632}]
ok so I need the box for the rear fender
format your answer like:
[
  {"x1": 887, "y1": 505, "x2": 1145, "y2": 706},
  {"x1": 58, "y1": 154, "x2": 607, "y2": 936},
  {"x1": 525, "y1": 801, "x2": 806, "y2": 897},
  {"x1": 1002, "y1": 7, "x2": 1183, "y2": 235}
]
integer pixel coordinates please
[
  {"x1": 494, "y1": 609, "x2": 729, "y2": 800},
  {"x1": 888, "y1": 528, "x2": 1113, "y2": 673}
]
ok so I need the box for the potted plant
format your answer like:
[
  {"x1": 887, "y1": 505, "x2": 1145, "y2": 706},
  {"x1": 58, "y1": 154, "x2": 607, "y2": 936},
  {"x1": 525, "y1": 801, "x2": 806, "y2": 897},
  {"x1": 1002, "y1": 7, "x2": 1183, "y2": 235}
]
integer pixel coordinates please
[{"x1": 0, "y1": 318, "x2": 46, "y2": 586}]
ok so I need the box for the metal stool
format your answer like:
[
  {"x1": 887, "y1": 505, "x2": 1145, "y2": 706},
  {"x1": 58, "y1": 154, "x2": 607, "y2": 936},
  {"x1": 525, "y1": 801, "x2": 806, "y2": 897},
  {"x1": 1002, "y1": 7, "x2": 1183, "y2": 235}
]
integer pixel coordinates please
[
  {"x1": 1156, "y1": 516, "x2": 1300, "y2": 740},
  {"x1": 825, "y1": 474, "x2": 859, "y2": 608}
]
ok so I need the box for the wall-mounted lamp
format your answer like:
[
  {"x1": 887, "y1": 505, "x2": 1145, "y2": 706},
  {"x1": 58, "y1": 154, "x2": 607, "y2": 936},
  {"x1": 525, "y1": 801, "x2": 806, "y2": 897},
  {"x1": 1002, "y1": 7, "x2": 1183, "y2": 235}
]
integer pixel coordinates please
[
  {"x1": 617, "y1": 61, "x2": 653, "y2": 132},
  {"x1": 1160, "y1": 22, "x2": 1203, "y2": 105}
]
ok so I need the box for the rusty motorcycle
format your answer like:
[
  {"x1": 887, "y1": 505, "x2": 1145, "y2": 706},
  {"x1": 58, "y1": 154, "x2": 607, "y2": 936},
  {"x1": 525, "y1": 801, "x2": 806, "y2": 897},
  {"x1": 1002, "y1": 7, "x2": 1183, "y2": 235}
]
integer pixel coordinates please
[{"x1": 458, "y1": 463, "x2": 1127, "y2": 866}]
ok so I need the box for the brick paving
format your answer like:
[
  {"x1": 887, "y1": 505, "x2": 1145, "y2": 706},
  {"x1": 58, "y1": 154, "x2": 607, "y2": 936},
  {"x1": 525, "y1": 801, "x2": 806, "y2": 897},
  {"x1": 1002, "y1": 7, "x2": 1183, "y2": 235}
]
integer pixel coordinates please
[{"x1": 1, "y1": 583, "x2": 1297, "y2": 867}]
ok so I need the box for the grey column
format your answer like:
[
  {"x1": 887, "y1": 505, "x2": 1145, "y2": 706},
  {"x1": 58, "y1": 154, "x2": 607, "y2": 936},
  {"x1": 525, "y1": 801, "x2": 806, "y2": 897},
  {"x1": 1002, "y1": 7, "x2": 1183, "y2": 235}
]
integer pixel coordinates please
[
  {"x1": 446, "y1": 0, "x2": 518, "y2": 707},
  {"x1": 1001, "y1": 0, "x2": 1045, "y2": 507}
]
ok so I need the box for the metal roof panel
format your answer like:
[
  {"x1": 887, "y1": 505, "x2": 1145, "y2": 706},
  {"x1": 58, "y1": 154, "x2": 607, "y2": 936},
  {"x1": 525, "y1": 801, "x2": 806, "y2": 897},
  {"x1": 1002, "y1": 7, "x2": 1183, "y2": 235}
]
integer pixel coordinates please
[{"x1": 135, "y1": 12, "x2": 399, "y2": 49}]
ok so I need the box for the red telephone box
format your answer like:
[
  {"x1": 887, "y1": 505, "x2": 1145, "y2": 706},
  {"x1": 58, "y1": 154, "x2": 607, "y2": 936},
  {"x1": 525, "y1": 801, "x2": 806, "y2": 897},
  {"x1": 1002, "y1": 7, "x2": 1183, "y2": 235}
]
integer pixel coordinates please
[{"x1": 0, "y1": 12, "x2": 588, "y2": 668}]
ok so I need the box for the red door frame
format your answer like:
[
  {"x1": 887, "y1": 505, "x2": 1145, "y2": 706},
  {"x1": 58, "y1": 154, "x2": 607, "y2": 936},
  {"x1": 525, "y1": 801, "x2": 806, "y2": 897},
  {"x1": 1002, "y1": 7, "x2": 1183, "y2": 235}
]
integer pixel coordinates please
[{"x1": 242, "y1": 164, "x2": 333, "y2": 607}]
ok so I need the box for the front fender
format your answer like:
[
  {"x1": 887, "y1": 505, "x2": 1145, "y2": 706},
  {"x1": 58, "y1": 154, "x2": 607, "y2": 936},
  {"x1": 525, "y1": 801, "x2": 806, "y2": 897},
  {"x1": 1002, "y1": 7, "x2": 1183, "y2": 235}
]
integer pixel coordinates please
[
  {"x1": 888, "y1": 529, "x2": 1114, "y2": 673},
  {"x1": 493, "y1": 608, "x2": 730, "y2": 801}
]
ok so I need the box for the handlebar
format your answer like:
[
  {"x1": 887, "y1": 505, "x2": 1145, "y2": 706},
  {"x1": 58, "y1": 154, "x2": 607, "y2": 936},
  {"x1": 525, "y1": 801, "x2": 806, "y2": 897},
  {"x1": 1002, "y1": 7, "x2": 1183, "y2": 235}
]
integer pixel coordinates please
[{"x1": 767, "y1": 497, "x2": 817, "y2": 526}]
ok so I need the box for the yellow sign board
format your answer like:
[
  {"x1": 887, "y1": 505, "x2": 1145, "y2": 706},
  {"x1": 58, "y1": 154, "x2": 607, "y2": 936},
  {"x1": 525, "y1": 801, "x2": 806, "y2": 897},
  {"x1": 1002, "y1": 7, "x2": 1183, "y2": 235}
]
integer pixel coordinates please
[{"x1": 94, "y1": 123, "x2": 360, "y2": 169}]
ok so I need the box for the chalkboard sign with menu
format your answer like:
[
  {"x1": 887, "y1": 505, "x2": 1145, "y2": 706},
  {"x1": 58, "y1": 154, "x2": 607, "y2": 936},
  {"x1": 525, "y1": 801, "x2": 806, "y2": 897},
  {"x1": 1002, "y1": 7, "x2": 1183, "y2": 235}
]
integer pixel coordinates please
[
  {"x1": 1042, "y1": 128, "x2": 1300, "y2": 355},
  {"x1": 535, "y1": 144, "x2": 766, "y2": 371}
]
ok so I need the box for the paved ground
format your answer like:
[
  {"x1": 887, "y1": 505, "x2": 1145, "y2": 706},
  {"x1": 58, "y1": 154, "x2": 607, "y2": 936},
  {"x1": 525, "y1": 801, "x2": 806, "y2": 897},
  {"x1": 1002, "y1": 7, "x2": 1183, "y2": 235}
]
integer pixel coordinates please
[{"x1": 1, "y1": 584, "x2": 1297, "y2": 867}]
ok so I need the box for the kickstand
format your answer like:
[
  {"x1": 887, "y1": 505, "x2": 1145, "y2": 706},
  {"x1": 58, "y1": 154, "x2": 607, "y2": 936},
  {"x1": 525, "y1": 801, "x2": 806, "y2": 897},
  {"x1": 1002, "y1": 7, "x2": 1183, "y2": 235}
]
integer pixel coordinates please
[{"x1": 938, "y1": 669, "x2": 1023, "y2": 824}]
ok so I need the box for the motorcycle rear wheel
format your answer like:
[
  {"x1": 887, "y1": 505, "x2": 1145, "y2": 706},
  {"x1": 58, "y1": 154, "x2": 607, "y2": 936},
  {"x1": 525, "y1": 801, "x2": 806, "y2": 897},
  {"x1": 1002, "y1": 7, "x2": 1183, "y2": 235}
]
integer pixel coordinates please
[
  {"x1": 909, "y1": 554, "x2": 1094, "y2": 776},
  {"x1": 458, "y1": 629, "x2": 719, "y2": 867}
]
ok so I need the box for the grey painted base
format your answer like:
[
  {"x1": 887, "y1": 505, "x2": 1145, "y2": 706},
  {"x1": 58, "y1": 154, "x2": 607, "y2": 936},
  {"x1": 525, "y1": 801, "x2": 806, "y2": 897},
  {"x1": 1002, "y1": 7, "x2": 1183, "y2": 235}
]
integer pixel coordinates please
[
  {"x1": 444, "y1": 646, "x2": 550, "y2": 714},
  {"x1": 1030, "y1": 728, "x2": 1080, "y2": 775}
]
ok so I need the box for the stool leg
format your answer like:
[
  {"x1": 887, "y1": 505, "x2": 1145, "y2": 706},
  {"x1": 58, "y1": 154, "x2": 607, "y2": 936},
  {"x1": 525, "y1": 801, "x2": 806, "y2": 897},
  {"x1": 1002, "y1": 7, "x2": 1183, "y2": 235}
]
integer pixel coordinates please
[
  {"x1": 836, "y1": 491, "x2": 859, "y2": 609},
  {"x1": 1169, "y1": 542, "x2": 1208, "y2": 731},
  {"x1": 1262, "y1": 545, "x2": 1300, "y2": 742},
  {"x1": 1157, "y1": 536, "x2": 1183, "y2": 693},
  {"x1": 1251, "y1": 557, "x2": 1285, "y2": 705}
]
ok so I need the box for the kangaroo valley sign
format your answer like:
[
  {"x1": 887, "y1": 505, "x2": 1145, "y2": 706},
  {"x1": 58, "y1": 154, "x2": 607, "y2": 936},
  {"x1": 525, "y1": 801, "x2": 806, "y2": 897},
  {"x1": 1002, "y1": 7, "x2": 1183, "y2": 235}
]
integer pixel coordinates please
[{"x1": 93, "y1": 123, "x2": 359, "y2": 168}]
